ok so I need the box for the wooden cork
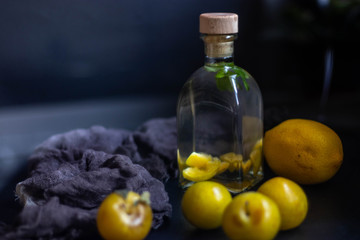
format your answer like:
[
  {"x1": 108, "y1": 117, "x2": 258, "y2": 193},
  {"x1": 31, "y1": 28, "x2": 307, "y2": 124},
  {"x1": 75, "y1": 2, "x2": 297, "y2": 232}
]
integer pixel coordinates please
[{"x1": 200, "y1": 13, "x2": 238, "y2": 34}]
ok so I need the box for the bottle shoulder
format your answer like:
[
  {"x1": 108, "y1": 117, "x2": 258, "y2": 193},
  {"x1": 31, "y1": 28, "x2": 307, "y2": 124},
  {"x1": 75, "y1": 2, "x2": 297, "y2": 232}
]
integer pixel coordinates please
[
  {"x1": 178, "y1": 64, "x2": 262, "y2": 111},
  {"x1": 183, "y1": 64, "x2": 261, "y2": 93}
]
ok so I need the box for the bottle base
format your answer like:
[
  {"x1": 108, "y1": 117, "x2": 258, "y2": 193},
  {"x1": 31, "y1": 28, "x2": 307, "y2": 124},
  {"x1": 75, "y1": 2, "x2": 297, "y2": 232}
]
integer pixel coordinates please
[{"x1": 179, "y1": 172, "x2": 264, "y2": 194}]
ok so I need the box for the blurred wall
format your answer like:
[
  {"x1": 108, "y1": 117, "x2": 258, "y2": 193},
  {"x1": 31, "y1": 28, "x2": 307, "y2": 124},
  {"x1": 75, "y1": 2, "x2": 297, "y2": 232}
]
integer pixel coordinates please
[
  {"x1": 0, "y1": 0, "x2": 359, "y2": 108},
  {"x1": 0, "y1": 0, "x2": 262, "y2": 106}
]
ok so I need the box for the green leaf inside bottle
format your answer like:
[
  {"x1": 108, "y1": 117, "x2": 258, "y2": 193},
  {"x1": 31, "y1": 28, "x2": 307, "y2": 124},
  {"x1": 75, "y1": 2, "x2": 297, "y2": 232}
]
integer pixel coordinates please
[{"x1": 205, "y1": 62, "x2": 250, "y2": 91}]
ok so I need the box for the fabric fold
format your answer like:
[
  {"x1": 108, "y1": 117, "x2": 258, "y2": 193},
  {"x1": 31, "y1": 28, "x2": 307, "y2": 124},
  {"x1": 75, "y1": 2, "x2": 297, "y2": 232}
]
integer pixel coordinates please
[{"x1": 1, "y1": 117, "x2": 177, "y2": 240}]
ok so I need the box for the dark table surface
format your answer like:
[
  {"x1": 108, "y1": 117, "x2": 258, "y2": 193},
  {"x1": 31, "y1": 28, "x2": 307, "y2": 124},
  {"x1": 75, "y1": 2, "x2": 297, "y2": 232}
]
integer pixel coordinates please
[{"x1": 1, "y1": 95, "x2": 360, "y2": 240}]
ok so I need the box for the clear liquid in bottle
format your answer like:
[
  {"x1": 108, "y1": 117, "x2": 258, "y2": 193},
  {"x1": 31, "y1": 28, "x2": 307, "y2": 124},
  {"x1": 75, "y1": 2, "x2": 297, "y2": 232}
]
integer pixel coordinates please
[{"x1": 177, "y1": 13, "x2": 264, "y2": 193}]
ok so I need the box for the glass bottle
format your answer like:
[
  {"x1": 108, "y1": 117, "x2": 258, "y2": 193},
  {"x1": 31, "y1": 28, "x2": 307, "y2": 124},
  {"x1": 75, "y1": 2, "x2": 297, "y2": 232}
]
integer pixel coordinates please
[{"x1": 177, "y1": 13, "x2": 263, "y2": 193}]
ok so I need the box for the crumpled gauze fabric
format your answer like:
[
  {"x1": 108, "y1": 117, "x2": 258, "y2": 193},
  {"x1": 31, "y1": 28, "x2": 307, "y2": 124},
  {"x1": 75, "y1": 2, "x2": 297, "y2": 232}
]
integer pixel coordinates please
[{"x1": 1, "y1": 117, "x2": 177, "y2": 240}]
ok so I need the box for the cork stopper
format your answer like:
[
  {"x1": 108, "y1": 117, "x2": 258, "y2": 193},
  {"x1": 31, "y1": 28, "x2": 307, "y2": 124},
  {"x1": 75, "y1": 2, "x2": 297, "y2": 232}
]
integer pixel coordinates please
[{"x1": 200, "y1": 13, "x2": 238, "y2": 34}]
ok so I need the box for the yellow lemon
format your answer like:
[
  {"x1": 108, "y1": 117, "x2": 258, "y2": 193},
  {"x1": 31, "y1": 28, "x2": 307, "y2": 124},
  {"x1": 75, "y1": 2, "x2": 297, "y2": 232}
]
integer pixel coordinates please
[
  {"x1": 263, "y1": 119, "x2": 343, "y2": 184},
  {"x1": 257, "y1": 177, "x2": 308, "y2": 230},
  {"x1": 181, "y1": 181, "x2": 232, "y2": 229}
]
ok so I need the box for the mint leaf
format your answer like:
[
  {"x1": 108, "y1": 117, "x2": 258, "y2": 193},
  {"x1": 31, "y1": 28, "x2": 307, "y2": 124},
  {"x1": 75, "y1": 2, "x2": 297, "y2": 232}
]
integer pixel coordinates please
[
  {"x1": 215, "y1": 69, "x2": 226, "y2": 78},
  {"x1": 205, "y1": 62, "x2": 250, "y2": 91},
  {"x1": 216, "y1": 77, "x2": 229, "y2": 91},
  {"x1": 204, "y1": 65, "x2": 218, "y2": 72},
  {"x1": 242, "y1": 78, "x2": 249, "y2": 91}
]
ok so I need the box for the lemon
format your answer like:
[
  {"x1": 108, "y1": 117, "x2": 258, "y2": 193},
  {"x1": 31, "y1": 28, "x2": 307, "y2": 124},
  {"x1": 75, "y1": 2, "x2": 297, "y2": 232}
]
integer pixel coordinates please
[
  {"x1": 181, "y1": 181, "x2": 232, "y2": 229},
  {"x1": 258, "y1": 177, "x2": 308, "y2": 230},
  {"x1": 183, "y1": 152, "x2": 220, "y2": 181},
  {"x1": 263, "y1": 119, "x2": 343, "y2": 184}
]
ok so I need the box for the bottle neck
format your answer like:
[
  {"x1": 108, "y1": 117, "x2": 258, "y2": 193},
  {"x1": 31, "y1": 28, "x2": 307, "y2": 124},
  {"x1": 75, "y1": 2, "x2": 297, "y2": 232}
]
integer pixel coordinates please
[{"x1": 202, "y1": 34, "x2": 237, "y2": 65}]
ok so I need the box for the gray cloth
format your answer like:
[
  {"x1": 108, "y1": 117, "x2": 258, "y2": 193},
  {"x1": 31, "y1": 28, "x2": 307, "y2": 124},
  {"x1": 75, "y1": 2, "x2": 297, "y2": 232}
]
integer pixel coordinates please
[{"x1": 1, "y1": 117, "x2": 177, "y2": 240}]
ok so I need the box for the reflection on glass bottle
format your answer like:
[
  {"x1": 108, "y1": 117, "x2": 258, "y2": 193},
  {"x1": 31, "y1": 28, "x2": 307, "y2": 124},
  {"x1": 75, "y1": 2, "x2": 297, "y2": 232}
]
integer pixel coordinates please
[{"x1": 177, "y1": 13, "x2": 264, "y2": 193}]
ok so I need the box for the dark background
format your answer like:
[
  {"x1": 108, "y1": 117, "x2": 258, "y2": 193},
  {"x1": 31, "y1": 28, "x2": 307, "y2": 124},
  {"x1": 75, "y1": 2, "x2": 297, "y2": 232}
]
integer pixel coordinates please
[{"x1": 1, "y1": 0, "x2": 359, "y2": 109}]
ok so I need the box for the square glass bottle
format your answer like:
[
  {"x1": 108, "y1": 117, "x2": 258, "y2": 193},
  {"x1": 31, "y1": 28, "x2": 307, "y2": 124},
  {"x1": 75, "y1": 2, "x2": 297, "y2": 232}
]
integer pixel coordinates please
[{"x1": 177, "y1": 13, "x2": 264, "y2": 193}]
